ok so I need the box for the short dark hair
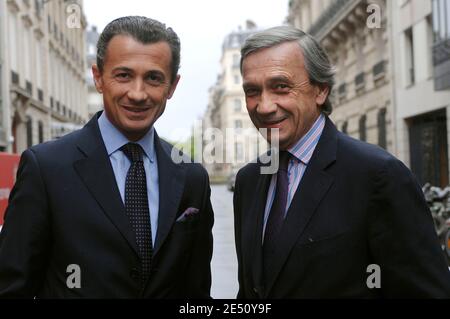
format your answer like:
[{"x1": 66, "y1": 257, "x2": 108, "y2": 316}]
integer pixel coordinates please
[{"x1": 96, "y1": 16, "x2": 180, "y2": 84}]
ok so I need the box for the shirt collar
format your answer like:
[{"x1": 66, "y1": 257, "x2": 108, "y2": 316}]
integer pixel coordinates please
[
  {"x1": 98, "y1": 112, "x2": 156, "y2": 162},
  {"x1": 287, "y1": 113, "x2": 326, "y2": 165}
]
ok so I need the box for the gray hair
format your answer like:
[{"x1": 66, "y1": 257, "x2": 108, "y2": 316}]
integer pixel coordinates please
[
  {"x1": 96, "y1": 16, "x2": 180, "y2": 84},
  {"x1": 240, "y1": 25, "x2": 335, "y2": 115}
]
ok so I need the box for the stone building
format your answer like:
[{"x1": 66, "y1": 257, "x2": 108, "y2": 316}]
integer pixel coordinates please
[
  {"x1": 288, "y1": 0, "x2": 394, "y2": 154},
  {"x1": 86, "y1": 24, "x2": 102, "y2": 119},
  {"x1": 287, "y1": 0, "x2": 450, "y2": 186},
  {"x1": 0, "y1": 0, "x2": 88, "y2": 153},
  {"x1": 390, "y1": 0, "x2": 450, "y2": 187},
  {"x1": 203, "y1": 22, "x2": 267, "y2": 180}
]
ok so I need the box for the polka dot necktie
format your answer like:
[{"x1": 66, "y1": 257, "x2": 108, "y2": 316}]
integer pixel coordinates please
[{"x1": 121, "y1": 143, "x2": 152, "y2": 288}]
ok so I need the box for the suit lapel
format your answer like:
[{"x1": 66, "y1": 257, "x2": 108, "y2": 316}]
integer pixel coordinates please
[
  {"x1": 263, "y1": 118, "x2": 338, "y2": 297},
  {"x1": 73, "y1": 114, "x2": 139, "y2": 257},
  {"x1": 248, "y1": 170, "x2": 271, "y2": 298},
  {"x1": 152, "y1": 133, "x2": 186, "y2": 256}
]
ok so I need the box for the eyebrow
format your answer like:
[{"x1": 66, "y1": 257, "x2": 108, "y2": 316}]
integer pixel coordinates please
[
  {"x1": 267, "y1": 76, "x2": 291, "y2": 84},
  {"x1": 111, "y1": 66, "x2": 133, "y2": 73},
  {"x1": 242, "y1": 82, "x2": 259, "y2": 91},
  {"x1": 111, "y1": 67, "x2": 166, "y2": 80},
  {"x1": 243, "y1": 75, "x2": 291, "y2": 89}
]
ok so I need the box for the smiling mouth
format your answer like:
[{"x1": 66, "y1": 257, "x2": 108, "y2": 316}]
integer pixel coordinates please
[
  {"x1": 262, "y1": 117, "x2": 286, "y2": 126},
  {"x1": 121, "y1": 105, "x2": 150, "y2": 113}
]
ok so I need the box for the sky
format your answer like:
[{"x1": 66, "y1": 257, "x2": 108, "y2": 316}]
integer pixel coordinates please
[{"x1": 83, "y1": 0, "x2": 289, "y2": 142}]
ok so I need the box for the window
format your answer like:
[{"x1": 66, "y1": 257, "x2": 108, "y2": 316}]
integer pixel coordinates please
[
  {"x1": 377, "y1": 108, "x2": 387, "y2": 149},
  {"x1": 338, "y1": 83, "x2": 346, "y2": 101},
  {"x1": 26, "y1": 117, "x2": 33, "y2": 148},
  {"x1": 26, "y1": 81, "x2": 33, "y2": 96},
  {"x1": 35, "y1": 0, "x2": 42, "y2": 17},
  {"x1": 235, "y1": 143, "x2": 243, "y2": 161},
  {"x1": 235, "y1": 120, "x2": 242, "y2": 129},
  {"x1": 373, "y1": 60, "x2": 386, "y2": 80},
  {"x1": 35, "y1": 40, "x2": 43, "y2": 89},
  {"x1": 342, "y1": 121, "x2": 348, "y2": 134},
  {"x1": 359, "y1": 115, "x2": 367, "y2": 142},
  {"x1": 404, "y1": 28, "x2": 415, "y2": 86},
  {"x1": 432, "y1": 0, "x2": 450, "y2": 42},
  {"x1": 355, "y1": 72, "x2": 365, "y2": 91},
  {"x1": 38, "y1": 89, "x2": 44, "y2": 102},
  {"x1": 11, "y1": 71, "x2": 19, "y2": 85},
  {"x1": 432, "y1": 0, "x2": 450, "y2": 90},
  {"x1": 234, "y1": 99, "x2": 241, "y2": 112},
  {"x1": 24, "y1": 28, "x2": 32, "y2": 84},
  {"x1": 232, "y1": 54, "x2": 240, "y2": 69},
  {"x1": 38, "y1": 121, "x2": 44, "y2": 143},
  {"x1": 234, "y1": 75, "x2": 240, "y2": 85},
  {"x1": 9, "y1": 13, "x2": 18, "y2": 72},
  {"x1": 54, "y1": 23, "x2": 58, "y2": 40}
]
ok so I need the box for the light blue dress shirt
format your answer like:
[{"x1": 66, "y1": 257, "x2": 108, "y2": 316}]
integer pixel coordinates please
[{"x1": 98, "y1": 112, "x2": 159, "y2": 245}]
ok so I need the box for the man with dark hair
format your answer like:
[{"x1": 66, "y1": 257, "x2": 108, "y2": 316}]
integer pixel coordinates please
[
  {"x1": 0, "y1": 16, "x2": 214, "y2": 298},
  {"x1": 234, "y1": 25, "x2": 450, "y2": 298}
]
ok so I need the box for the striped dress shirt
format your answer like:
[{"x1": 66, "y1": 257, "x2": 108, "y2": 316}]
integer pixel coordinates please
[{"x1": 262, "y1": 113, "x2": 326, "y2": 239}]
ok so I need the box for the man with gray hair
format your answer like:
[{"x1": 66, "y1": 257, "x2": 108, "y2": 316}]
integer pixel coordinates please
[
  {"x1": 0, "y1": 16, "x2": 214, "y2": 298},
  {"x1": 233, "y1": 25, "x2": 450, "y2": 298}
]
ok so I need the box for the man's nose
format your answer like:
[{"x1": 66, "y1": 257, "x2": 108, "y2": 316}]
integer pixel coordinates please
[
  {"x1": 127, "y1": 79, "x2": 148, "y2": 102},
  {"x1": 256, "y1": 92, "x2": 277, "y2": 114}
]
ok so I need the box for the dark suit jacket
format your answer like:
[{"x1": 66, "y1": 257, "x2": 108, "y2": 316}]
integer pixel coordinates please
[
  {"x1": 234, "y1": 117, "x2": 450, "y2": 298},
  {"x1": 0, "y1": 113, "x2": 214, "y2": 298}
]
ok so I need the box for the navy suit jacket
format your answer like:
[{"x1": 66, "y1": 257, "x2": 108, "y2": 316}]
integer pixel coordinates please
[
  {"x1": 0, "y1": 113, "x2": 214, "y2": 298},
  {"x1": 234, "y1": 116, "x2": 450, "y2": 298}
]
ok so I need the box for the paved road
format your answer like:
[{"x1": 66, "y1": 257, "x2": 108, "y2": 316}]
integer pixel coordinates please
[{"x1": 210, "y1": 184, "x2": 239, "y2": 299}]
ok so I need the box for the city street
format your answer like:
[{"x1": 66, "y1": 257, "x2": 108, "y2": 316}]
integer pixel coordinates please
[{"x1": 210, "y1": 185, "x2": 239, "y2": 299}]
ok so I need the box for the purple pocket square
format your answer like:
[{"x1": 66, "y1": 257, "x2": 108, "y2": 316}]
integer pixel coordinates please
[{"x1": 176, "y1": 207, "x2": 199, "y2": 222}]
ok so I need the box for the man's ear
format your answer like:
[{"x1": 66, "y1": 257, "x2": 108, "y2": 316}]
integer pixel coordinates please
[
  {"x1": 315, "y1": 84, "x2": 330, "y2": 106},
  {"x1": 92, "y1": 64, "x2": 103, "y2": 94},
  {"x1": 167, "y1": 74, "x2": 181, "y2": 99}
]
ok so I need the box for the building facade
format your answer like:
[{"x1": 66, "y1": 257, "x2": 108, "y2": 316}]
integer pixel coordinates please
[
  {"x1": 0, "y1": 0, "x2": 7, "y2": 150},
  {"x1": 203, "y1": 22, "x2": 267, "y2": 180},
  {"x1": 1, "y1": 0, "x2": 88, "y2": 154},
  {"x1": 391, "y1": 0, "x2": 450, "y2": 187},
  {"x1": 288, "y1": 0, "x2": 395, "y2": 155},
  {"x1": 288, "y1": 0, "x2": 450, "y2": 187},
  {"x1": 86, "y1": 25, "x2": 102, "y2": 119}
]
